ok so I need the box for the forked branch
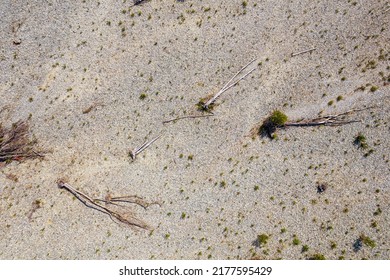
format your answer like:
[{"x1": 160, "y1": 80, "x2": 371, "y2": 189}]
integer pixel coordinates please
[{"x1": 57, "y1": 180, "x2": 157, "y2": 230}]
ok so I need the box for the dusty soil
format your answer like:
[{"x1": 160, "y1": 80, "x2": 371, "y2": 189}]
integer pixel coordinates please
[{"x1": 0, "y1": 0, "x2": 389, "y2": 259}]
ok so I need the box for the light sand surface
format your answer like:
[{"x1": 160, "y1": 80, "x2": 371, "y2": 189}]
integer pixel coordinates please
[{"x1": 0, "y1": 0, "x2": 389, "y2": 259}]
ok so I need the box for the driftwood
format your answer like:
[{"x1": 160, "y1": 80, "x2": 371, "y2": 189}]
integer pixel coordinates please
[
  {"x1": 284, "y1": 108, "x2": 371, "y2": 127},
  {"x1": 162, "y1": 113, "x2": 214, "y2": 124},
  {"x1": 130, "y1": 134, "x2": 161, "y2": 160},
  {"x1": 0, "y1": 120, "x2": 43, "y2": 162},
  {"x1": 198, "y1": 58, "x2": 257, "y2": 111},
  {"x1": 57, "y1": 180, "x2": 158, "y2": 230}
]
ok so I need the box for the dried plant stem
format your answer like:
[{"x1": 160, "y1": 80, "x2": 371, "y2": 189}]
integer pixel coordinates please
[
  {"x1": 57, "y1": 181, "x2": 153, "y2": 230},
  {"x1": 291, "y1": 47, "x2": 316, "y2": 57},
  {"x1": 202, "y1": 58, "x2": 256, "y2": 110},
  {"x1": 284, "y1": 108, "x2": 371, "y2": 127},
  {"x1": 0, "y1": 120, "x2": 43, "y2": 162},
  {"x1": 130, "y1": 134, "x2": 161, "y2": 160},
  {"x1": 162, "y1": 113, "x2": 214, "y2": 124}
]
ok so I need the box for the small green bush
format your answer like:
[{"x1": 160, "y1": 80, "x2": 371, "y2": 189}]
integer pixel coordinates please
[
  {"x1": 259, "y1": 110, "x2": 288, "y2": 138},
  {"x1": 354, "y1": 133, "x2": 368, "y2": 149},
  {"x1": 292, "y1": 237, "x2": 301, "y2": 246},
  {"x1": 257, "y1": 234, "x2": 269, "y2": 247},
  {"x1": 310, "y1": 253, "x2": 326, "y2": 260}
]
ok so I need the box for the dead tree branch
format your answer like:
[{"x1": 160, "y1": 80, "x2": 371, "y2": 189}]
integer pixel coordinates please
[
  {"x1": 129, "y1": 134, "x2": 162, "y2": 160},
  {"x1": 258, "y1": 107, "x2": 372, "y2": 139},
  {"x1": 57, "y1": 180, "x2": 156, "y2": 230},
  {"x1": 198, "y1": 58, "x2": 257, "y2": 111},
  {"x1": 284, "y1": 108, "x2": 372, "y2": 127}
]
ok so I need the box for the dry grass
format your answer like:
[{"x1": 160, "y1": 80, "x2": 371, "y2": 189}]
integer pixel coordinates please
[{"x1": 0, "y1": 120, "x2": 43, "y2": 163}]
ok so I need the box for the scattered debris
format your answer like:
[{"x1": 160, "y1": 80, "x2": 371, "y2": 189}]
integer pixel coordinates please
[
  {"x1": 291, "y1": 47, "x2": 316, "y2": 57},
  {"x1": 57, "y1": 180, "x2": 158, "y2": 230},
  {"x1": 130, "y1": 134, "x2": 162, "y2": 160},
  {"x1": 0, "y1": 120, "x2": 43, "y2": 163},
  {"x1": 197, "y1": 58, "x2": 257, "y2": 111}
]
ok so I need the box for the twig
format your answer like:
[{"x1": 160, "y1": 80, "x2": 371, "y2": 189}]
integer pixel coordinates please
[
  {"x1": 291, "y1": 47, "x2": 316, "y2": 57},
  {"x1": 201, "y1": 58, "x2": 257, "y2": 110},
  {"x1": 162, "y1": 113, "x2": 214, "y2": 124},
  {"x1": 130, "y1": 134, "x2": 161, "y2": 160},
  {"x1": 285, "y1": 119, "x2": 359, "y2": 127},
  {"x1": 57, "y1": 180, "x2": 153, "y2": 230}
]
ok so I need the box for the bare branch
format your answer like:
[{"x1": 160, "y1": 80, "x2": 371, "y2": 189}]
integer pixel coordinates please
[
  {"x1": 291, "y1": 47, "x2": 316, "y2": 57},
  {"x1": 57, "y1": 180, "x2": 155, "y2": 230},
  {"x1": 130, "y1": 134, "x2": 162, "y2": 160}
]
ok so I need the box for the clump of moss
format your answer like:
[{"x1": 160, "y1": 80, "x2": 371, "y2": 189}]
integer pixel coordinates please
[
  {"x1": 359, "y1": 234, "x2": 376, "y2": 248},
  {"x1": 259, "y1": 110, "x2": 288, "y2": 138}
]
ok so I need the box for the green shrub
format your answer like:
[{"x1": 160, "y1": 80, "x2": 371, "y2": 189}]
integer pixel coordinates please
[
  {"x1": 257, "y1": 234, "x2": 269, "y2": 247},
  {"x1": 310, "y1": 253, "x2": 326, "y2": 260},
  {"x1": 259, "y1": 110, "x2": 288, "y2": 138}
]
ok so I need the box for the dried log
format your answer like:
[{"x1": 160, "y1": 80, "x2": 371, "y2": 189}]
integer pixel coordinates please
[{"x1": 57, "y1": 180, "x2": 156, "y2": 230}]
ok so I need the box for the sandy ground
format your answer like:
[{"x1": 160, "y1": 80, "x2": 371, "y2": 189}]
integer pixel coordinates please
[{"x1": 0, "y1": 0, "x2": 389, "y2": 259}]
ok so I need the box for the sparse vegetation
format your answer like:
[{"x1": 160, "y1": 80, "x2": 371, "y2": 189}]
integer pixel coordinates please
[
  {"x1": 256, "y1": 234, "x2": 269, "y2": 247},
  {"x1": 139, "y1": 93, "x2": 147, "y2": 100},
  {"x1": 259, "y1": 110, "x2": 288, "y2": 138},
  {"x1": 310, "y1": 253, "x2": 326, "y2": 260},
  {"x1": 354, "y1": 132, "x2": 368, "y2": 149}
]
